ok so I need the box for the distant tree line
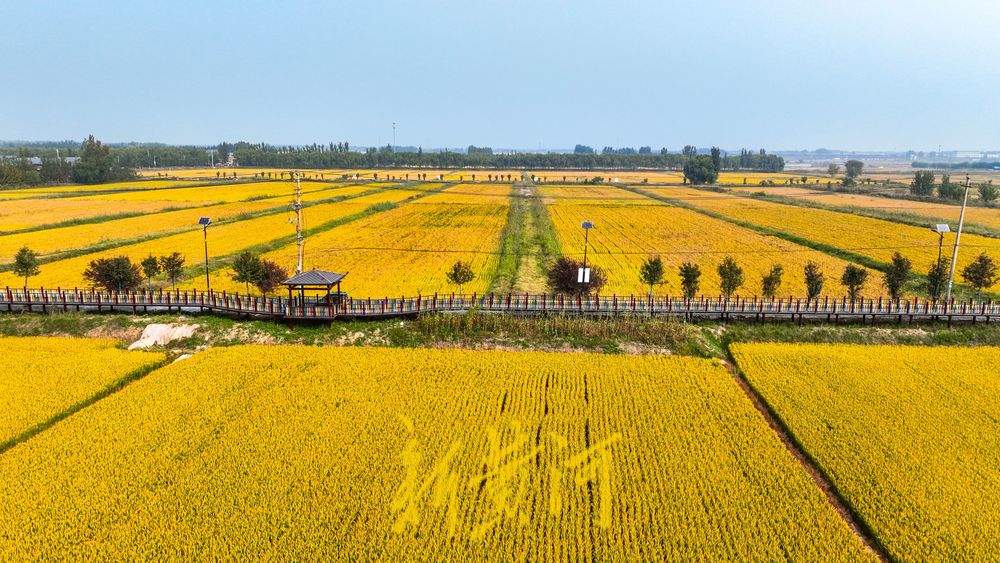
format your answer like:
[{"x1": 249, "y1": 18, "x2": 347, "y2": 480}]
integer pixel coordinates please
[
  {"x1": 81, "y1": 141, "x2": 783, "y2": 172},
  {"x1": 1, "y1": 135, "x2": 135, "y2": 186},
  {"x1": 912, "y1": 161, "x2": 1000, "y2": 170}
]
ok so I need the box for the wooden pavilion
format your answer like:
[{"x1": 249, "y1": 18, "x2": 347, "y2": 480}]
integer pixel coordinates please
[{"x1": 282, "y1": 269, "x2": 348, "y2": 305}]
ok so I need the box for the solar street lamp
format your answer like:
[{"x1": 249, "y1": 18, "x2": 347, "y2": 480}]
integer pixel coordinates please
[
  {"x1": 931, "y1": 224, "x2": 950, "y2": 265},
  {"x1": 578, "y1": 221, "x2": 594, "y2": 285},
  {"x1": 199, "y1": 217, "x2": 212, "y2": 290}
]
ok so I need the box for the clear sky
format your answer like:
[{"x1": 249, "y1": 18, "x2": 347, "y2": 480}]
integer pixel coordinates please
[{"x1": 2, "y1": 0, "x2": 998, "y2": 151}]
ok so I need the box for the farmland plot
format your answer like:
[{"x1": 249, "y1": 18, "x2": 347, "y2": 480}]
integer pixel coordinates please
[
  {"x1": 648, "y1": 187, "x2": 1000, "y2": 289},
  {"x1": 0, "y1": 337, "x2": 163, "y2": 446},
  {"x1": 0, "y1": 346, "x2": 870, "y2": 559},
  {"x1": 732, "y1": 343, "x2": 1000, "y2": 560},
  {"x1": 545, "y1": 186, "x2": 873, "y2": 296}
]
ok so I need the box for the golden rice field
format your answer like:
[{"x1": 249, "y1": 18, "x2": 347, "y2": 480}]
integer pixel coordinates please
[
  {"x1": 0, "y1": 185, "x2": 422, "y2": 288},
  {"x1": 731, "y1": 343, "x2": 1000, "y2": 561},
  {"x1": 0, "y1": 184, "x2": 379, "y2": 263},
  {"x1": 209, "y1": 184, "x2": 508, "y2": 295},
  {"x1": 649, "y1": 186, "x2": 1000, "y2": 289},
  {"x1": 731, "y1": 185, "x2": 1000, "y2": 232},
  {"x1": 0, "y1": 337, "x2": 163, "y2": 446},
  {"x1": 0, "y1": 179, "x2": 198, "y2": 199},
  {"x1": 0, "y1": 197, "x2": 198, "y2": 232},
  {"x1": 0, "y1": 345, "x2": 871, "y2": 559},
  {"x1": 544, "y1": 185, "x2": 875, "y2": 296}
]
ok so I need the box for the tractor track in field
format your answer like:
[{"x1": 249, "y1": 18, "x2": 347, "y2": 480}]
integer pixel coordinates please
[{"x1": 720, "y1": 357, "x2": 892, "y2": 562}]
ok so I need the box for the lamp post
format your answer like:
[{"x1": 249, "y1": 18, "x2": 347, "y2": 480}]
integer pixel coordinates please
[
  {"x1": 199, "y1": 217, "x2": 212, "y2": 290},
  {"x1": 579, "y1": 221, "x2": 594, "y2": 286},
  {"x1": 945, "y1": 175, "x2": 971, "y2": 301}
]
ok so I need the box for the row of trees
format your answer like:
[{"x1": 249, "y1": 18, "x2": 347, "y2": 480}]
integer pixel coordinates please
[
  {"x1": 12, "y1": 247, "x2": 289, "y2": 295},
  {"x1": 92, "y1": 141, "x2": 785, "y2": 172},
  {"x1": 911, "y1": 172, "x2": 999, "y2": 204},
  {"x1": 11, "y1": 245, "x2": 997, "y2": 298},
  {"x1": 532, "y1": 252, "x2": 997, "y2": 300}
]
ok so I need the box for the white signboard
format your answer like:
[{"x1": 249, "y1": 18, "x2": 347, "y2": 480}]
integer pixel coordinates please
[{"x1": 577, "y1": 267, "x2": 591, "y2": 283}]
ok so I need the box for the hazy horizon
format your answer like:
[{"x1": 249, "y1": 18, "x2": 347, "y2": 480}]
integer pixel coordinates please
[{"x1": 3, "y1": 0, "x2": 998, "y2": 151}]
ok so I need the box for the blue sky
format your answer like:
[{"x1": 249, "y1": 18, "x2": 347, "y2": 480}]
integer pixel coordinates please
[{"x1": 2, "y1": 0, "x2": 998, "y2": 150}]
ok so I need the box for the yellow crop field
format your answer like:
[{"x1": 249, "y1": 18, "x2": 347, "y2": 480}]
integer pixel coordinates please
[
  {"x1": 0, "y1": 179, "x2": 199, "y2": 199},
  {"x1": 85, "y1": 180, "x2": 338, "y2": 204},
  {"x1": 538, "y1": 184, "x2": 651, "y2": 205},
  {"x1": 546, "y1": 186, "x2": 874, "y2": 296},
  {"x1": 731, "y1": 343, "x2": 1000, "y2": 560},
  {"x1": 0, "y1": 345, "x2": 869, "y2": 559},
  {"x1": 0, "y1": 184, "x2": 375, "y2": 264},
  {"x1": 417, "y1": 182, "x2": 510, "y2": 204},
  {"x1": 0, "y1": 197, "x2": 197, "y2": 232},
  {"x1": 732, "y1": 186, "x2": 1000, "y2": 232},
  {"x1": 0, "y1": 186, "x2": 418, "y2": 289},
  {"x1": 650, "y1": 187, "x2": 1000, "y2": 289},
  {"x1": 209, "y1": 195, "x2": 508, "y2": 296},
  {"x1": 0, "y1": 336, "x2": 163, "y2": 445}
]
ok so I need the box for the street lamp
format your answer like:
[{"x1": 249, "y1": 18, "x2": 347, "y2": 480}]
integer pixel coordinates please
[
  {"x1": 199, "y1": 217, "x2": 212, "y2": 291},
  {"x1": 578, "y1": 221, "x2": 594, "y2": 285}
]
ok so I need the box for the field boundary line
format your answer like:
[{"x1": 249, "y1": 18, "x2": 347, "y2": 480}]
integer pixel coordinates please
[
  {"x1": 720, "y1": 352, "x2": 892, "y2": 562},
  {"x1": 0, "y1": 356, "x2": 171, "y2": 457}
]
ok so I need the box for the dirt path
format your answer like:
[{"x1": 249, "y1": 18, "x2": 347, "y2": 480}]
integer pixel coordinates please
[{"x1": 721, "y1": 359, "x2": 891, "y2": 561}]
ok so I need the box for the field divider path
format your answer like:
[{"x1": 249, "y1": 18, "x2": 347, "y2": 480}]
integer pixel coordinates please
[
  {"x1": 0, "y1": 356, "x2": 171, "y2": 457},
  {"x1": 0, "y1": 182, "x2": 381, "y2": 272},
  {"x1": 719, "y1": 349, "x2": 892, "y2": 562}
]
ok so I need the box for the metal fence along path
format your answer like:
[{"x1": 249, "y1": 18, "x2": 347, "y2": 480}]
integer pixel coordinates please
[{"x1": 2, "y1": 287, "x2": 998, "y2": 324}]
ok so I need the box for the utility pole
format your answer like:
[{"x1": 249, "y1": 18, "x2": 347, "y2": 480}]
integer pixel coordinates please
[
  {"x1": 293, "y1": 172, "x2": 304, "y2": 274},
  {"x1": 945, "y1": 174, "x2": 971, "y2": 301},
  {"x1": 392, "y1": 122, "x2": 397, "y2": 149}
]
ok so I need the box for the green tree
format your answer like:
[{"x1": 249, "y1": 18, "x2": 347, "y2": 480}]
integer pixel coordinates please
[
  {"x1": 254, "y1": 259, "x2": 288, "y2": 296},
  {"x1": 639, "y1": 255, "x2": 665, "y2": 297},
  {"x1": 710, "y1": 147, "x2": 722, "y2": 172},
  {"x1": 961, "y1": 253, "x2": 998, "y2": 295},
  {"x1": 927, "y1": 257, "x2": 949, "y2": 300},
  {"x1": 804, "y1": 261, "x2": 825, "y2": 300},
  {"x1": 231, "y1": 251, "x2": 264, "y2": 294},
  {"x1": 140, "y1": 254, "x2": 161, "y2": 288},
  {"x1": 840, "y1": 264, "x2": 869, "y2": 300},
  {"x1": 682, "y1": 155, "x2": 719, "y2": 185},
  {"x1": 910, "y1": 171, "x2": 935, "y2": 197},
  {"x1": 844, "y1": 160, "x2": 863, "y2": 180},
  {"x1": 159, "y1": 252, "x2": 185, "y2": 288},
  {"x1": 13, "y1": 247, "x2": 40, "y2": 289},
  {"x1": 827, "y1": 163, "x2": 839, "y2": 177},
  {"x1": 760, "y1": 263, "x2": 783, "y2": 298},
  {"x1": 882, "y1": 252, "x2": 912, "y2": 300},
  {"x1": 938, "y1": 174, "x2": 964, "y2": 200},
  {"x1": 446, "y1": 260, "x2": 475, "y2": 291},
  {"x1": 546, "y1": 257, "x2": 606, "y2": 296},
  {"x1": 83, "y1": 256, "x2": 144, "y2": 292},
  {"x1": 678, "y1": 262, "x2": 701, "y2": 299},
  {"x1": 978, "y1": 181, "x2": 998, "y2": 205},
  {"x1": 717, "y1": 256, "x2": 744, "y2": 298}
]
